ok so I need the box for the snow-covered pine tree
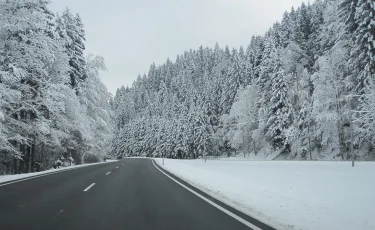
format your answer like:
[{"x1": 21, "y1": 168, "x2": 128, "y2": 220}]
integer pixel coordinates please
[
  {"x1": 295, "y1": 2, "x2": 315, "y2": 69},
  {"x1": 266, "y1": 50, "x2": 293, "y2": 150},
  {"x1": 60, "y1": 9, "x2": 87, "y2": 89},
  {"x1": 280, "y1": 11, "x2": 293, "y2": 48},
  {"x1": 257, "y1": 29, "x2": 279, "y2": 134},
  {"x1": 221, "y1": 48, "x2": 245, "y2": 115},
  {"x1": 340, "y1": 0, "x2": 359, "y2": 34},
  {"x1": 309, "y1": 0, "x2": 325, "y2": 56},
  {"x1": 349, "y1": 0, "x2": 375, "y2": 156},
  {"x1": 352, "y1": 0, "x2": 375, "y2": 93}
]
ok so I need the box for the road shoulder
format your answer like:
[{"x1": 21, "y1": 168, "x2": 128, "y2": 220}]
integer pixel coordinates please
[{"x1": 152, "y1": 159, "x2": 276, "y2": 230}]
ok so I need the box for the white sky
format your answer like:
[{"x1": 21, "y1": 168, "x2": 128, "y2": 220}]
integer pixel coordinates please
[{"x1": 50, "y1": 0, "x2": 310, "y2": 95}]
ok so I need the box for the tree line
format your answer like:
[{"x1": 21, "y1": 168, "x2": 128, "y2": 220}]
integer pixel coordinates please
[
  {"x1": 0, "y1": 0, "x2": 114, "y2": 174},
  {"x1": 112, "y1": 0, "x2": 375, "y2": 160}
]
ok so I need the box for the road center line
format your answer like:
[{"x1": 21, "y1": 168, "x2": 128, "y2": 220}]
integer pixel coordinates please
[
  {"x1": 106, "y1": 172, "x2": 111, "y2": 175},
  {"x1": 83, "y1": 183, "x2": 95, "y2": 192},
  {"x1": 151, "y1": 160, "x2": 262, "y2": 230}
]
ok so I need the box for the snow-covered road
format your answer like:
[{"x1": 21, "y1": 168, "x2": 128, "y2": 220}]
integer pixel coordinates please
[{"x1": 154, "y1": 159, "x2": 375, "y2": 230}]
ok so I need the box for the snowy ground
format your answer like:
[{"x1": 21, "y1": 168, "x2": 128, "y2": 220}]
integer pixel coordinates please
[
  {"x1": 0, "y1": 160, "x2": 117, "y2": 184},
  {"x1": 105, "y1": 159, "x2": 118, "y2": 162},
  {"x1": 125, "y1": 156, "x2": 148, "y2": 159},
  {"x1": 154, "y1": 158, "x2": 375, "y2": 230},
  {"x1": 205, "y1": 154, "x2": 273, "y2": 161}
]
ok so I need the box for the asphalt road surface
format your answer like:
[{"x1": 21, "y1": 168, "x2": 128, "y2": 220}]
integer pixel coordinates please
[{"x1": 0, "y1": 158, "x2": 274, "y2": 230}]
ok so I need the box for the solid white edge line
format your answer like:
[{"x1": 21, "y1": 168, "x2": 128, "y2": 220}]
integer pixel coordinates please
[
  {"x1": 0, "y1": 161, "x2": 118, "y2": 187},
  {"x1": 151, "y1": 160, "x2": 262, "y2": 230},
  {"x1": 83, "y1": 183, "x2": 96, "y2": 192},
  {"x1": 0, "y1": 168, "x2": 77, "y2": 187},
  {"x1": 106, "y1": 172, "x2": 111, "y2": 175}
]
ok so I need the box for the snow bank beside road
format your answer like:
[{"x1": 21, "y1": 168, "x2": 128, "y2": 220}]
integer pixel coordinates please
[
  {"x1": 104, "y1": 159, "x2": 118, "y2": 162},
  {"x1": 154, "y1": 159, "x2": 375, "y2": 230},
  {"x1": 0, "y1": 161, "x2": 117, "y2": 184}
]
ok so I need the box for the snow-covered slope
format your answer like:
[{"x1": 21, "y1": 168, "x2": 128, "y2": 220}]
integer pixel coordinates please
[{"x1": 154, "y1": 159, "x2": 375, "y2": 230}]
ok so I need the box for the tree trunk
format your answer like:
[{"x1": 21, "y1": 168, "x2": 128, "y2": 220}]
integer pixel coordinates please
[
  {"x1": 41, "y1": 144, "x2": 44, "y2": 171},
  {"x1": 13, "y1": 158, "x2": 18, "y2": 174},
  {"x1": 27, "y1": 142, "x2": 32, "y2": 173},
  {"x1": 19, "y1": 143, "x2": 25, "y2": 173},
  {"x1": 30, "y1": 139, "x2": 35, "y2": 172},
  {"x1": 253, "y1": 141, "x2": 257, "y2": 156},
  {"x1": 308, "y1": 124, "x2": 312, "y2": 160}
]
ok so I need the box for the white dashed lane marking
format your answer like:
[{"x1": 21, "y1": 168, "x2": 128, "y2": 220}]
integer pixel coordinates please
[
  {"x1": 52, "y1": 210, "x2": 64, "y2": 220},
  {"x1": 83, "y1": 183, "x2": 95, "y2": 192}
]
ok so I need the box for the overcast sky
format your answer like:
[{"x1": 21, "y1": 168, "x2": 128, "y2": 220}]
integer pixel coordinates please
[{"x1": 50, "y1": 0, "x2": 309, "y2": 95}]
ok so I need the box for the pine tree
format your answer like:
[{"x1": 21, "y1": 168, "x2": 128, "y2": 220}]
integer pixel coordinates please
[
  {"x1": 340, "y1": 0, "x2": 359, "y2": 34},
  {"x1": 295, "y1": 3, "x2": 315, "y2": 69},
  {"x1": 221, "y1": 49, "x2": 245, "y2": 114},
  {"x1": 309, "y1": 0, "x2": 325, "y2": 56},
  {"x1": 352, "y1": 0, "x2": 375, "y2": 93},
  {"x1": 257, "y1": 31, "x2": 276, "y2": 133},
  {"x1": 267, "y1": 51, "x2": 293, "y2": 150},
  {"x1": 280, "y1": 11, "x2": 292, "y2": 48},
  {"x1": 60, "y1": 9, "x2": 87, "y2": 89}
]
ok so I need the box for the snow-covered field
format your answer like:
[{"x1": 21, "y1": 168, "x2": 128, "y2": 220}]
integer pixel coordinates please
[
  {"x1": 0, "y1": 160, "x2": 117, "y2": 184},
  {"x1": 154, "y1": 158, "x2": 375, "y2": 230}
]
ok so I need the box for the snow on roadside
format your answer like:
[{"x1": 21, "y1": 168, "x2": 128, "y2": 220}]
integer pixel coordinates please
[
  {"x1": 125, "y1": 156, "x2": 148, "y2": 159},
  {"x1": 105, "y1": 159, "x2": 118, "y2": 162},
  {"x1": 0, "y1": 160, "x2": 117, "y2": 184},
  {"x1": 154, "y1": 158, "x2": 375, "y2": 230}
]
